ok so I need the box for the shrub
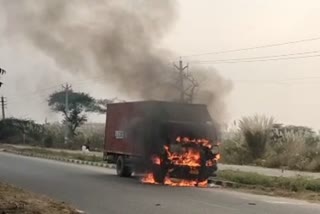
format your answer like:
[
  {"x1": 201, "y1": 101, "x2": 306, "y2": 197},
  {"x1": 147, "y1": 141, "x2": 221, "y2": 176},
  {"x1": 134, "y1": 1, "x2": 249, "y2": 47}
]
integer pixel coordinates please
[
  {"x1": 0, "y1": 118, "x2": 45, "y2": 144},
  {"x1": 305, "y1": 179, "x2": 320, "y2": 192},
  {"x1": 218, "y1": 170, "x2": 273, "y2": 187},
  {"x1": 223, "y1": 117, "x2": 320, "y2": 172},
  {"x1": 220, "y1": 132, "x2": 252, "y2": 164},
  {"x1": 218, "y1": 170, "x2": 320, "y2": 193},
  {"x1": 238, "y1": 115, "x2": 274, "y2": 159},
  {"x1": 265, "y1": 130, "x2": 320, "y2": 171},
  {"x1": 43, "y1": 136, "x2": 54, "y2": 148}
]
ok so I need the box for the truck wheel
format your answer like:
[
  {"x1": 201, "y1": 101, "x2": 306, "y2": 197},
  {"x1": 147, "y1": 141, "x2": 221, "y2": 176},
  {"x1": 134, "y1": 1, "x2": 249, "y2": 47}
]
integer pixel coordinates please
[
  {"x1": 152, "y1": 165, "x2": 166, "y2": 184},
  {"x1": 116, "y1": 156, "x2": 132, "y2": 177}
]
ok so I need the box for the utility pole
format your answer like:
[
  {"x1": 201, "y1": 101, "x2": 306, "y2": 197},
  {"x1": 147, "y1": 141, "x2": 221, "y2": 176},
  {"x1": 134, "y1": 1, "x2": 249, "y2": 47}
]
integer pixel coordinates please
[
  {"x1": 174, "y1": 59, "x2": 189, "y2": 102},
  {"x1": 1, "y1": 96, "x2": 6, "y2": 120},
  {"x1": 62, "y1": 83, "x2": 72, "y2": 144},
  {"x1": 174, "y1": 59, "x2": 199, "y2": 103}
]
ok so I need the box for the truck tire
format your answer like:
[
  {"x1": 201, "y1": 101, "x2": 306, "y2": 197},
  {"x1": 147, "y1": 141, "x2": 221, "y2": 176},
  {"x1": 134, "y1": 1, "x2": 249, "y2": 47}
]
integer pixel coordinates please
[
  {"x1": 116, "y1": 156, "x2": 132, "y2": 177},
  {"x1": 197, "y1": 168, "x2": 209, "y2": 182},
  {"x1": 152, "y1": 165, "x2": 167, "y2": 184}
]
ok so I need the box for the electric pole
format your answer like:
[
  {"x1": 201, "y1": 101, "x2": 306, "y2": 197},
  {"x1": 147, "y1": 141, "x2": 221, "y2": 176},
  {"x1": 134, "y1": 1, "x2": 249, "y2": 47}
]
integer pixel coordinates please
[
  {"x1": 173, "y1": 59, "x2": 199, "y2": 103},
  {"x1": 62, "y1": 83, "x2": 72, "y2": 144},
  {"x1": 174, "y1": 59, "x2": 188, "y2": 102},
  {"x1": 1, "y1": 96, "x2": 6, "y2": 120}
]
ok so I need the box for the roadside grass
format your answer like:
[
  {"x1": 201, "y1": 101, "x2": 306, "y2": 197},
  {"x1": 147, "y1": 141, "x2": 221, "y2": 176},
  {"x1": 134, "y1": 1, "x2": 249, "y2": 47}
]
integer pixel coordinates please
[
  {"x1": 0, "y1": 182, "x2": 81, "y2": 214},
  {"x1": 9, "y1": 147, "x2": 103, "y2": 163},
  {"x1": 217, "y1": 170, "x2": 320, "y2": 201}
]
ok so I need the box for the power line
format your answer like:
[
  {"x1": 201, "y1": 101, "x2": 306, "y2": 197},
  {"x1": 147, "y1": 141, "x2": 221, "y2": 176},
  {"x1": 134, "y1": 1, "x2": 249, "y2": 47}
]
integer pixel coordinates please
[
  {"x1": 190, "y1": 50, "x2": 320, "y2": 64},
  {"x1": 6, "y1": 84, "x2": 61, "y2": 100},
  {"x1": 4, "y1": 62, "x2": 320, "y2": 108},
  {"x1": 191, "y1": 53, "x2": 320, "y2": 65},
  {"x1": 183, "y1": 36, "x2": 320, "y2": 58},
  {"x1": 5, "y1": 75, "x2": 107, "y2": 103},
  {"x1": 6, "y1": 68, "x2": 320, "y2": 105}
]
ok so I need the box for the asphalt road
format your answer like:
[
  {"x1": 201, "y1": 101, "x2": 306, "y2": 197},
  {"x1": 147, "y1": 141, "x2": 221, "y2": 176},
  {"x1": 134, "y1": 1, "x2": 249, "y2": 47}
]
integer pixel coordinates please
[
  {"x1": 7, "y1": 144, "x2": 320, "y2": 179},
  {"x1": 1, "y1": 152, "x2": 320, "y2": 214}
]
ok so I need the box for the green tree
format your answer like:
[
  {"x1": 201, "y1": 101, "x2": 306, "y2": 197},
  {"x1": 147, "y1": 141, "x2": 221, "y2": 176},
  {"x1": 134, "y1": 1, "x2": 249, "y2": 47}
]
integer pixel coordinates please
[
  {"x1": 0, "y1": 67, "x2": 6, "y2": 88},
  {"x1": 48, "y1": 90, "x2": 96, "y2": 136}
]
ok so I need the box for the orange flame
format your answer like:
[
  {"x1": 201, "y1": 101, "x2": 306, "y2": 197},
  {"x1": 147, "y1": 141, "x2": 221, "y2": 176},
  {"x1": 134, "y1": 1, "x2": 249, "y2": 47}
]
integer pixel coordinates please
[
  {"x1": 165, "y1": 145, "x2": 201, "y2": 167},
  {"x1": 164, "y1": 177, "x2": 198, "y2": 187},
  {"x1": 175, "y1": 137, "x2": 213, "y2": 149},
  {"x1": 197, "y1": 180, "x2": 208, "y2": 188},
  {"x1": 141, "y1": 136, "x2": 216, "y2": 187},
  {"x1": 141, "y1": 174, "x2": 208, "y2": 187},
  {"x1": 141, "y1": 173, "x2": 159, "y2": 184},
  {"x1": 151, "y1": 155, "x2": 161, "y2": 165}
]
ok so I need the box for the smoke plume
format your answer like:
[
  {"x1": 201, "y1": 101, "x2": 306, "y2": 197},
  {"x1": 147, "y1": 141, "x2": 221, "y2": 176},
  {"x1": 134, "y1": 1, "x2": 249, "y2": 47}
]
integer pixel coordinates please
[{"x1": 1, "y1": 0, "x2": 232, "y2": 123}]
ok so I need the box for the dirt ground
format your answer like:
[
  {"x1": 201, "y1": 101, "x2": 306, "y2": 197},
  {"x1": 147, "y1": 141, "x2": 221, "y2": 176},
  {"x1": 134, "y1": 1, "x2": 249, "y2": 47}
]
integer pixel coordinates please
[{"x1": 0, "y1": 182, "x2": 83, "y2": 214}]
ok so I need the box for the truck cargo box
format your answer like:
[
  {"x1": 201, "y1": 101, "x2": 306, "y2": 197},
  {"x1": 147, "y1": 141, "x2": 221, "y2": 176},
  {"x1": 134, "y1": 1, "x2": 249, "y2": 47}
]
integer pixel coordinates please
[
  {"x1": 103, "y1": 101, "x2": 219, "y2": 183},
  {"x1": 104, "y1": 101, "x2": 216, "y2": 158}
]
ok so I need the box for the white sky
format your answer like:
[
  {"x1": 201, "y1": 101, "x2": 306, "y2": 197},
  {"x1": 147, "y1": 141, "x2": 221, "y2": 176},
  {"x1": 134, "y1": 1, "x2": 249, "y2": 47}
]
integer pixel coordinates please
[{"x1": 1, "y1": 0, "x2": 320, "y2": 129}]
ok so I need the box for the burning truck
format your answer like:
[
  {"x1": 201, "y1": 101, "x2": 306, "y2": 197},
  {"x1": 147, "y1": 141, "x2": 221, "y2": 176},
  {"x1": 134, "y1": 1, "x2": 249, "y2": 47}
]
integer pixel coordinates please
[{"x1": 103, "y1": 101, "x2": 220, "y2": 187}]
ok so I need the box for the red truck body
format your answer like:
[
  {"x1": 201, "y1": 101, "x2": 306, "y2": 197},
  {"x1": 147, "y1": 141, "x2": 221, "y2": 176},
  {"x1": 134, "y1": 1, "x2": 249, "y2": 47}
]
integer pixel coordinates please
[
  {"x1": 104, "y1": 102, "x2": 139, "y2": 156},
  {"x1": 103, "y1": 101, "x2": 219, "y2": 180}
]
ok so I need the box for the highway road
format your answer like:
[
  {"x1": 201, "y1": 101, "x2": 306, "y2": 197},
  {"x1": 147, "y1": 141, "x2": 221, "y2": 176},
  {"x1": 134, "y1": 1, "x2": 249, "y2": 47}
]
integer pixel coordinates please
[
  {"x1": 7, "y1": 144, "x2": 320, "y2": 179},
  {"x1": 1, "y1": 152, "x2": 320, "y2": 214}
]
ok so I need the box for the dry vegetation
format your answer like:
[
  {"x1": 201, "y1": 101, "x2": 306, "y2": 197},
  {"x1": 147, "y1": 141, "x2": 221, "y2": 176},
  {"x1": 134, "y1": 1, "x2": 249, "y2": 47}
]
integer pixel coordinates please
[
  {"x1": 221, "y1": 115, "x2": 320, "y2": 172},
  {"x1": 0, "y1": 182, "x2": 82, "y2": 214},
  {"x1": 217, "y1": 170, "x2": 320, "y2": 201},
  {"x1": 0, "y1": 119, "x2": 105, "y2": 151}
]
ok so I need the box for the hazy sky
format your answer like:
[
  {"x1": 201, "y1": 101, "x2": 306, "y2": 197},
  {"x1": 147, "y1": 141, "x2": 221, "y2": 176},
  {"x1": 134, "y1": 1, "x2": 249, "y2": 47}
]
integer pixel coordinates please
[{"x1": 1, "y1": 0, "x2": 320, "y2": 129}]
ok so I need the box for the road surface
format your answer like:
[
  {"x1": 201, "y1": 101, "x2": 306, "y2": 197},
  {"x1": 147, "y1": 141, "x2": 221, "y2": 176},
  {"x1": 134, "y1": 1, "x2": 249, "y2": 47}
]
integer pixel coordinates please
[
  {"x1": 1, "y1": 152, "x2": 320, "y2": 214},
  {"x1": 6, "y1": 144, "x2": 320, "y2": 178}
]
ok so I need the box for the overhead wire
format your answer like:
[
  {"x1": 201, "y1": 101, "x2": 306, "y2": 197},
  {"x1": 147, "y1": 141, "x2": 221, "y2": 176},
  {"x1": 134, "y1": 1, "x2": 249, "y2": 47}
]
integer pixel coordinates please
[
  {"x1": 182, "y1": 36, "x2": 320, "y2": 58},
  {"x1": 190, "y1": 50, "x2": 320, "y2": 64},
  {"x1": 191, "y1": 53, "x2": 320, "y2": 65},
  {"x1": 5, "y1": 42, "x2": 320, "y2": 106}
]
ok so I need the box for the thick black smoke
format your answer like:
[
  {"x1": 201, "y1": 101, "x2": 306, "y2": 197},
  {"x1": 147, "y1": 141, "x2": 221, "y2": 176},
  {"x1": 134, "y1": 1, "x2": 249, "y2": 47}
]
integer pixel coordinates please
[{"x1": 1, "y1": 0, "x2": 232, "y2": 123}]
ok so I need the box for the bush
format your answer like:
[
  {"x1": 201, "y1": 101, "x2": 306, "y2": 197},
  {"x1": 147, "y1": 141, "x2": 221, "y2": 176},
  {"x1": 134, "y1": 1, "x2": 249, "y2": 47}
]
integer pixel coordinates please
[
  {"x1": 222, "y1": 116, "x2": 320, "y2": 172},
  {"x1": 43, "y1": 123, "x2": 65, "y2": 148},
  {"x1": 43, "y1": 136, "x2": 54, "y2": 148},
  {"x1": 220, "y1": 132, "x2": 253, "y2": 164},
  {"x1": 305, "y1": 179, "x2": 320, "y2": 192},
  {"x1": 218, "y1": 170, "x2": 273, "y2": 187},
  {"x1": 0, "y1": 120, "x2": 105, "y2": 151},
  {"x1": 218, "y1": 170, "x2": 320, "y2": 193},
  {"x1": 238, "y1": 115, "x2": 274, "y2": 159},
  {"x1": 264, "y1": 130, "x2": 320, "y2": 171},
  {"x1": 0, "y1": 118, "x2": 45, "y2": 145}
]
